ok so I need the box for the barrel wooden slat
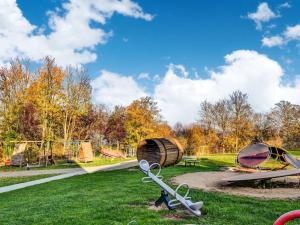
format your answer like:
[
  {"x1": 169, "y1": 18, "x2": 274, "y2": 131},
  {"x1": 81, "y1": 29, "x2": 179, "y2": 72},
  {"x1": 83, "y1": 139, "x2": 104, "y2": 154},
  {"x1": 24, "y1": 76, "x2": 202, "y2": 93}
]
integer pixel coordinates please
[{"x1": 137, "y1": 138, "x2": 183, "y2": 167}]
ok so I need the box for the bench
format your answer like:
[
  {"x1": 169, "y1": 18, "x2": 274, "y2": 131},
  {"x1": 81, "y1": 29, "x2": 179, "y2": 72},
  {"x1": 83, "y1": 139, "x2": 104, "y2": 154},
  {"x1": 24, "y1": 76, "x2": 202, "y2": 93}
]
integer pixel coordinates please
[{"x1": 183, "y1": 156, "x2": 200, "y2": 167}]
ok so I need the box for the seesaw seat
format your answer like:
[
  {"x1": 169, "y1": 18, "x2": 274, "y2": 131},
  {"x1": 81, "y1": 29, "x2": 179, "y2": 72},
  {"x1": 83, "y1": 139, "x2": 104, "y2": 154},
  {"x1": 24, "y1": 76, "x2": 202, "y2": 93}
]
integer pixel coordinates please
[{"x1": 139, "y1": 159, "x2": 203, "y2": 216}]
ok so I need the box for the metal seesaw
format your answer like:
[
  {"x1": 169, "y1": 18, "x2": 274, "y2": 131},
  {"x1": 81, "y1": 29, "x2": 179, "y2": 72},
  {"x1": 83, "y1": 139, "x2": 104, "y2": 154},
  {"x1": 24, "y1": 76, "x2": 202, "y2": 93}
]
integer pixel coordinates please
[{"x1": 139, "y1": 160, "x2": 203, "y2": 217}]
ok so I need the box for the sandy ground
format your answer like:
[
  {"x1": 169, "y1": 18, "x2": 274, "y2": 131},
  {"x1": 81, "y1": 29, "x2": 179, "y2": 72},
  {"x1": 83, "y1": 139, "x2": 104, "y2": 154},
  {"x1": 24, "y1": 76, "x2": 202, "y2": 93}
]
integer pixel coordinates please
[{"x1": 172, "y1": 171, "x2": 300, "y2": 200}]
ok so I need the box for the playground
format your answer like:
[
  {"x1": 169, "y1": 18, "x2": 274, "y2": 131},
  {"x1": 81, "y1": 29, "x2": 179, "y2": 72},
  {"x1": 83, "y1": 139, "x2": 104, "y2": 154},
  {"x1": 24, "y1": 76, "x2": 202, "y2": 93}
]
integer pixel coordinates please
[
  {"x1": 2, "y1": 1, "x2": 300, "y2": 224},
  {"x1": 0, "y1": 149, "x2": 300, "y2": 224}
]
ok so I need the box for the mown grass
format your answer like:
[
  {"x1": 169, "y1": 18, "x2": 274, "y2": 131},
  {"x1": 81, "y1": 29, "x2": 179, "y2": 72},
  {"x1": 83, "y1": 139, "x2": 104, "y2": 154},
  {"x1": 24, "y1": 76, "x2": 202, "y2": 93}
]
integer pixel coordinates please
[
  {"x1": 0, "y1": 174, "x2": 58, "y2": 187},
  {"x1": 0, "y1": 153, "x2": 300, "y2": 225},
  {"x1": 0, "y1": 157, "x2": 133, "y2": 172}
]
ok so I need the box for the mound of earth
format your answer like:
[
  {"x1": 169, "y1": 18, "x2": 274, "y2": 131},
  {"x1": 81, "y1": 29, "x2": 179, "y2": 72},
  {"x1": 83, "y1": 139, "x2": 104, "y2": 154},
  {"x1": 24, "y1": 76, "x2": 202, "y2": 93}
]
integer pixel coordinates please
[{"x1": 171, "y1": 171, "x2": 300, "y2": 200}]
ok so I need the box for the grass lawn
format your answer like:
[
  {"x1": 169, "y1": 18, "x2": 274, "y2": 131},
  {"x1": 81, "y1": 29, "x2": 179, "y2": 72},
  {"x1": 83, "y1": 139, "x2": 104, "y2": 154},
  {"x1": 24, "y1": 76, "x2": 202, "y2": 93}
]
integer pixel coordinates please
[
  {"x1": 0, "y1": 154, "x2": 299, "y2": 225},
  {"x1": 0, "y1": 157, "x2": 134, "y2": 172},
  {"x1": 0, "y1": 174, "x2": 58, "y2": 188}
]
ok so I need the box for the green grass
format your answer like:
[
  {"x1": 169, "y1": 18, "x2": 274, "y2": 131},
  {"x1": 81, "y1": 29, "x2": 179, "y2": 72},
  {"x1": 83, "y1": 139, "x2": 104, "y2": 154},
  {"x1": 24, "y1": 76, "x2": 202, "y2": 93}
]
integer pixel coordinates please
[
  {"x1": 0, "y1": 154, "x2": 299, "y2": 224},
  {"x1": 0, "y1": 174, "x2": 58, "y2": 187},
  {"x1": 0, "y1": 157, "x2": 133, "y2": 172}
]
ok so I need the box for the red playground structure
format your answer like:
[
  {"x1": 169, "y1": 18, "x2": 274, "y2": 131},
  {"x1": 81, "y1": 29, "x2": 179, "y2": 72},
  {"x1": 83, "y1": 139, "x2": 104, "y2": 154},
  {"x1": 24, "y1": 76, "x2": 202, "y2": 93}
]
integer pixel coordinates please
[{"x1": 274, "y1": 210, "x2": 300, "y2": 225}]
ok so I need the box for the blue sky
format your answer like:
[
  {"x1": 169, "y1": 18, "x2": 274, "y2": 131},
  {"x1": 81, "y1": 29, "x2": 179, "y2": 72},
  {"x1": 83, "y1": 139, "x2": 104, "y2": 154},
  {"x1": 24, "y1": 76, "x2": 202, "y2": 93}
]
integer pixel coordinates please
[
  {"x1": 2, "y1": 0, "x2": 300, "y2": 124},
  {"x1": 16, "y1": 0, "x2": 300, "y2": 79}
]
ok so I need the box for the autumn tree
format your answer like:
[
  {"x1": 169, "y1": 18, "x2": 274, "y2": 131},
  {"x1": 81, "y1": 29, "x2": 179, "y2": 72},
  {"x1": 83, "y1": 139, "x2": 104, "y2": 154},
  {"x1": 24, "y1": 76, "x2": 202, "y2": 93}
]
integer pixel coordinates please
[
  {"x1": 0, "y1": 59, "x2": 31, "y2": 159},
  {"x1": 154, "y1": 122, "x2": 174, "y2": 138},
  {"x1": 61, "y1": 67, "x2": 92, "y2": 151},
  {"x1": 124, "y1": 97, "x2": 162, "y2": 148},
  {"x1": 76, "y1": 104, "x2": 109, "y2": 141},
  {"x1": 269, "y1": 101, "x2": 300, "y2": 148},
  {"x1": 28, "y1": 57, "x2": 65, "y2": 152},
  {"x1": 105, "y1": 106, "x2": 127, "y2": 147},
  {"x1": 185, "y1": 124, "x2": 206, "y2": 155},
  {"x1": 18, "y1": 103, "x2": 41, "y2": 140}
]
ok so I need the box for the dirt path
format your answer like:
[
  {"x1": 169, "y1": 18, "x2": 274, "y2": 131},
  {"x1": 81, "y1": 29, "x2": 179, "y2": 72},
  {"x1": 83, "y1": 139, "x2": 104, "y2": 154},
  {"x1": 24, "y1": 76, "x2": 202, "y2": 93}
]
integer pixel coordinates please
[
  {"x1": 172, "y1": 171, "x2": 300, "y2": 200},
  {"x1": 0, "y1": 160, "x2": 138, "y2": 194}
]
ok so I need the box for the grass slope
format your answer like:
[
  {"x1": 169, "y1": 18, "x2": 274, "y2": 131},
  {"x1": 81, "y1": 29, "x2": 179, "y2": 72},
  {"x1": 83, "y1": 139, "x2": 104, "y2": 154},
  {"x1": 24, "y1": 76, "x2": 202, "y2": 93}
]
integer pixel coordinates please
[{"x1": 0, "y1": 155, "x2": 299, "y2": 225}]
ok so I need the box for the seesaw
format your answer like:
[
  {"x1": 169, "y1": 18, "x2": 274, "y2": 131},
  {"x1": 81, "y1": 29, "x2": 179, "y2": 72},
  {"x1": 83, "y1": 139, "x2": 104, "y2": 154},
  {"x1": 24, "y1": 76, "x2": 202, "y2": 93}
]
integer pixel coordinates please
[{"x1": 139, "y1": 160, "x2": 203, "y2": 216}]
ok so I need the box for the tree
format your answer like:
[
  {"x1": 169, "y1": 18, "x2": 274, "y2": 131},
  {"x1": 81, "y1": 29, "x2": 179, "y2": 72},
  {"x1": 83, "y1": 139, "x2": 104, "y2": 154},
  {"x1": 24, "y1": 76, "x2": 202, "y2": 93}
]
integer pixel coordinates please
[
  {"x1": 28, "y1": 57, "x2": 64, "y2": 152},
  {"x1": 174, "y1": 122, "x2": 185, "y2": 137},
  {"x1": 125, "y1": 97, "x2": 161, "y2": 148},
  {"x1": 0, "y1": 59, "x2": 31, "y2": 141},
  {"x1": 61, "y1": 67, "x2": 91, "y2": 151},
  {"x1": 105, "y1": 106, "x2": 127, "y2": 147},
  {"x1": 269, "y1": 101, "x2": 300, "y2": 148},
  {"x1": 185, "y1": 124, "x2": 205, "y2": 155},
  {"x1": 0, "y1": 59, "x2": 32, "y2": 159},
  {"x1": 154, "y1": 122, "x2": 174, "y2": 138},
  {"x1": 76, "y1": 104, "x2": 109, "y2": 141},
  {"x1": 253, "y1": 113, "x2": 276, "y2": 142},
  {"x1": 212, "y1": 99, "x2": 231, "y2": 152},
  {"x1": 199, "y1": 100, "x2": 214, "y2": 132},
  {"x1": 228, "y1": 90, "x2": 253, "y2": 151},
  {"x1": 18, "y1": 103, "x2": 41, "y2": 140}
]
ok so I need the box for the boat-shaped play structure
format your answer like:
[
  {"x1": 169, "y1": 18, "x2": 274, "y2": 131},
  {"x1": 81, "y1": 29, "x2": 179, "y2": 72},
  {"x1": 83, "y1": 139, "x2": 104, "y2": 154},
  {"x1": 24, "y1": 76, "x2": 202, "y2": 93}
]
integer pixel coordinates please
[{"x1": 225, "y1": 142, "x2": 300, "y2": 183}]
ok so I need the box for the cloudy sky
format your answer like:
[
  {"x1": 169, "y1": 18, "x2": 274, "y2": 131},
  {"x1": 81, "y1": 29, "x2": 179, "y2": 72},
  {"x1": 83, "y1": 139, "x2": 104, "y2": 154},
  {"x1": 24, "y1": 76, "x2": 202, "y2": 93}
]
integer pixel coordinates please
[{"x1": 1, "y1": 0, "x2": 300, "y2": 125}]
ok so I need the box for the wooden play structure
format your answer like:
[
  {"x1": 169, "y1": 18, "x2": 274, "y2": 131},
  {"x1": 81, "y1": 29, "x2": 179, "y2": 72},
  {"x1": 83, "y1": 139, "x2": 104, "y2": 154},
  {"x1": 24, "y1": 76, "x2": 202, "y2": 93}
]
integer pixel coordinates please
[
  {"x1": 100, "y1": 148, "x2": 124, "y2": 158},
  {"x1": 11, "y1": 143, "x2": 27, "y2": 167},
  {"x1": 137, "y1": 138, "x2": 183, "y2": 167},
  {"x1": 78, "y1": 141, "x2": 94, "y2": 163}
]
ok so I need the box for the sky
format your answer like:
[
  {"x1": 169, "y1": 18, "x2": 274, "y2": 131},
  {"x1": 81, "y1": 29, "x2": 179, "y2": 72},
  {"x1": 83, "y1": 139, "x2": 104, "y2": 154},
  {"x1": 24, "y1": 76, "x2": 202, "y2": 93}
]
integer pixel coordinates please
[{"x1": 1, "y1": 0, "x2": 300, "y2": 125}]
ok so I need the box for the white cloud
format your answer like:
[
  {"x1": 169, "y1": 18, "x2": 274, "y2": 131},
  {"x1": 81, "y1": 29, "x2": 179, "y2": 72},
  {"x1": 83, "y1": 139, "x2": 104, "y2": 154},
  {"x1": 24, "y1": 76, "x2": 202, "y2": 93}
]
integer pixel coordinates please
[
  {"x1": 137, "y1": 72, "x2": 150, "y2": 80},
  {"x1": 154, "y1": 50, "x2": 300, "y2": 125},
  {"x1": 0, "y1": 0, "x2": 153, "y2": 66},
  {"x1": 168, "y1": 63, "x2": 189, "y2": 78},
  {"x1": 90, "y1": 50, "x2": 300, "y2": 125},
  {"x1": 278, "y1": 2, "x2": 291, "y2": 9},
  {"x1": 284, "y1": 24, "x2": 300, "y2": 40},
  {"x1": 261, "y1": 24, "x2": 300, "y2": 49},
  {"x1": 267, "y1": 24, "x2": 276, "y2": 29},
  {"x1": 92, "y1": 70, "x2": 147, "y2": 107},
  {"x1": 247, "y1": 2, "x2": 277, "y2": 30},
  {"x1": 153, "y1": 74, "x2": 160, "y2": 82},
  {"x1": 262, "y1": 36, "x2": 284, "y2": 47}
]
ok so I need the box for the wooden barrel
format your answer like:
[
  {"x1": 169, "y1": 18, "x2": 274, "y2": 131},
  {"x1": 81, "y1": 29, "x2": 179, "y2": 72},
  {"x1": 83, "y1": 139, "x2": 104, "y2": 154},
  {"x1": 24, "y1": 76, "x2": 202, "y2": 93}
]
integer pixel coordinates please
[{"x1": 137, "y1": 138, "x2": 183, "y2": 167}]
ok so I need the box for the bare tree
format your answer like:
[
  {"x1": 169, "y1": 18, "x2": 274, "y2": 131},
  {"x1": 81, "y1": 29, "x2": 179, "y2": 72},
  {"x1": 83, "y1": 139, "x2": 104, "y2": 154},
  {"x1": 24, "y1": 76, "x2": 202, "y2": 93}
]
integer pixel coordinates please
[
  {"x1": 228, "y1": 90, "x2": 253, "y2": 151},
  {"x1": 199, "y1": 100, "x2": 214, "y2": 132},
  {"x1": 212, "y1": 99, "x2": 231, "y2": 152}
]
